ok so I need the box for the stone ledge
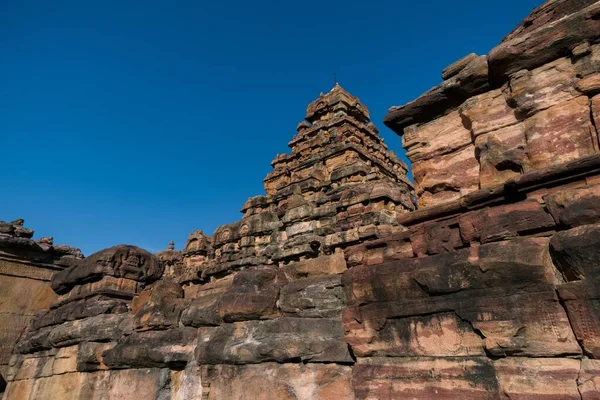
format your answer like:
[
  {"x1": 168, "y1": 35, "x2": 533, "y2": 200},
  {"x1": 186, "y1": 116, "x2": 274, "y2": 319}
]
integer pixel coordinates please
[{"x1": 398, "y1": 153, "x2": 600, "y2": 226}]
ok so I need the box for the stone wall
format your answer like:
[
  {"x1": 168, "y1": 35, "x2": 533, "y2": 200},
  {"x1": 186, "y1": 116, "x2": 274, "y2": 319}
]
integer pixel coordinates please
[
  {"x1": 343, "y1": 154, "x2": 600, "y2": 398},
  {"x1": 6, "y1": 164, "x2": 600, "y2": 399},
  {"x1": 0, "y1": 220, "x2": 82, "y2": 392},
  {"x1": 4, "y1": 0, "x2": 600, "y2": 399},
  {"x1": 385, "y1": 0, "x2": 600, "y2": 208}
]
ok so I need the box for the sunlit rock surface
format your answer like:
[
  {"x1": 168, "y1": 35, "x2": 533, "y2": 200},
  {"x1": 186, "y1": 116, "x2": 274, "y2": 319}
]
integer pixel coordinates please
[{"x1": 4, "y1": 1, "x2": 600, "y2": 398}]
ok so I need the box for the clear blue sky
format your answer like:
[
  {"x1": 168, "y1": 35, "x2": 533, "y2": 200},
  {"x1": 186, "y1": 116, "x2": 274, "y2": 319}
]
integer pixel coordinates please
[{"x1": 1, "y1": 0, "x2": 542, "y2": 256}]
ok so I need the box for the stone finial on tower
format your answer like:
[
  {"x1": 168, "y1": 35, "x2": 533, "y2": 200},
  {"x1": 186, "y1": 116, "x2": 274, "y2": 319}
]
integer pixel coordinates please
[{"x1": 304, "y1": 83, "x2": 370, "y2": 124}]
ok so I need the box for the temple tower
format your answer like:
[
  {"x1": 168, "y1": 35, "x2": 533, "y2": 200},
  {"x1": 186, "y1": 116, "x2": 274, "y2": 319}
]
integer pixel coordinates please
[{"x1": 199, "y1": 84, "x2": 414, "y2": 280}]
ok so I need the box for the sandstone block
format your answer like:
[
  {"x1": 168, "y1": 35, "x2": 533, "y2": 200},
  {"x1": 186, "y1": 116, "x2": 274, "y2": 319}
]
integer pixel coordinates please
[
  {"x1": 180, "y1": 294, "x2": 222, "y2": 327},
  {"x1": 286, "y1": 220, "x2": 319, "y2": 237},
  {"x1": 168, "y1": 362, "x2": 205, "y2": 400},
  {"x1": 76, "y1": 342, "x2": 115, "y2": 372},
  {"x1": 557, "y1": 280, "x2": 600, "y2": 358},
  {"x1": 52, "y1": 276, "x2": 142, "y2": 308},
  {"x1": 12, "y1": 355, "x2": 44, "y2": 381},
  {"x1": 369, "y1": 181, "x2": 413, "y2": 206},
  {"x1": 102, "y1": 327, "x2": 197, "y2": 369},
  {"x1": 8, "y1": 348, "x2": 78, "y2": 381},
  {"x1": 344, "y1": 235, "x2": 413, "y2": 268},
  {"x1": 524, "y1": 96, "x2": 596, "y2": 169},
  {"x1": 346, "y1": 287, "x2": 579, "y2": 358},
  {"x1": 544, "y1": 184, "x2": 600, "y2": 227},
  {"x1": 412, "y1": 144, "x2": 479, "y2": 208},
  {"x1": 459, "y1": 86, "x2": 518, "y2": 137},
  {"x1": 475, "y1": 123, "x2": 528, "y2": 188},
  {"x1": 183, "y1": 229, "x2": 211, "y2": 256},
  {"x1": 457, "y1": 288, "x2": 579, "y2": 357},
  {"x1": 410, "y1": 219, "x2": 463, "y2": 256},
  {"x1": 488, "y1": 1, "x2": 600, "y2": 79},
  {"x1": 47, "y1": 313, "x2": 131, "y2": 348},
  {"x1": 195, "y1": 318, "x2": 352, "y2": 364},
  {"x1": 217, "y1": 265, "x2": 287, "y2": 322},
  {"x1": 458, "y1": 201, "x2": 555, "y2": 243},
  {"x1": 550, "y1": 224, "x2": 600, "y2": 281},
  {"x1": 199, "y1": 363, "x2": 354, "y2": 400},
  {"x1": 580, "y1": 359, "x2": 600, "y2": 399},
  {"x1": 14, "y1": 326, "x2": 53, "y2": 354},
  {"x1": 213, "y1": 212, "x2": 281, "y2": 247},
  {"x1": 552, "y1": 224, "x2": 600, "y2": 357},
  {"x1": 52, "y1": 345, "x2": 79, "y2": 375},
  {"x1": 0, "y1": 313, "x2": 37, "y2": 367},
  {"x1": 218, "y1": 286, "x2": 281, "y2": 322},
  {"x1": 5, "y1": 368, "x2": 171, "y2": 400},
  {"x1": 182, "y1": 273, "x2": 233, "y2": 300},
  {"x1": 343, "y1": 238, "x2": 579, "y2": 357},
  {"x1": 279, "y1": 275, "x2": 345, "y2": 318},
  {"x1": 3, "y1": 371, "x2": 85, "y2": 400},
  {"x1": 577, "y1": 72, "x2": 600, "y2": 95},
  {"x1": 353, "y1": 357, "x2": 499, "y2": 400},
  {"x1": 132, "y1": 280, "x2": 186, "y2": 331},
  {"x1": 344, "y1": 311, "x2": 484, "y2": 357},
  {"x1": 33, "y1": 296, "x2": 128, "y2": 330},
  {"x1": 494, "y1": 358, "x2": 581, "y2": 399},
  {"x1": 284, "y1": 253, "x2": 347, "y2": 280},
  {"x1": 442, "y1": 53, "x2": 478, "y2": 80},
  {"x1": 343, "y1": 239, "x2": 555, "y2": 306},
  {"x1": 508, "y1": 0, "x2": 599, "y2": 41},
  {"x1": 330, "y1": 161, "x2": 370, "y2": 181},
  {"x1": 507, "y1": 57, "x2": 578, "y2": 117},
  {"x1": 384, "y1": 55, "x2": 489, "y2": 131},
  {"x1": 281, "y1": 203, "x2": 315, "y2": 224},
  {"x1": 402, "y1": 110, "x2": 472, "y2": 162},
  {"x1": 51, "y1": 245, "x2": 162, "y2": 295},
  {"x1": 0, "y1": 272, "x2": 56, "y2": 315},
  {"x1": 0, "y1": 258, "x2": 54, "y2": 281},
  {"x1": 92, "y1": 368, "x2": 171, "y2": 400},
  {"x1": 575, "y1": 43, "x2": 600, "y2": 77}
]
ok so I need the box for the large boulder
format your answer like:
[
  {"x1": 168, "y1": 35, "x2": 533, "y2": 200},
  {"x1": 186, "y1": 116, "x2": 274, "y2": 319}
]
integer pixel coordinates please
[{"x1": 51, "y1": 245, "x2": 162, "y2": 295}]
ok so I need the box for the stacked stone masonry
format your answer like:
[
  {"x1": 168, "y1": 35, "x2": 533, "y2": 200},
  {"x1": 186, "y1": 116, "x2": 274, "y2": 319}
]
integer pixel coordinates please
[
  {"x1": 3, "y1": 0, "x2": 600, "y2": 398},
  {"x1": 385, "y1": 0, "x2": 600, "y2": 208},
  {"x1": 0, "y1": 220, "x2": 82, "y2": 393}
]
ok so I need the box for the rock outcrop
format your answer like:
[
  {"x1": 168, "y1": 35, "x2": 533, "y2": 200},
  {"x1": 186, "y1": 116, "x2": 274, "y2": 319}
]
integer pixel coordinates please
[
  {"x1": 4, "y1": 1, "x2": 600, "y2": 399},
  {"x1": 0, "y1": 219, "x2": 82, "y2": 392},
  {"x1": 385, "y1": 0, "x2": 600, "y2": 208}
]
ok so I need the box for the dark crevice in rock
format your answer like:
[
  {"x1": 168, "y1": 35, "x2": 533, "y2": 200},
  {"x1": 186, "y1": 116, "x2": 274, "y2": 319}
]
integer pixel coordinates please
[
  {"x1": 495, "y1": 158, "x2": 524, "y2": 174},
  {"x1": 346, "y1": 343, "x2": 357, "y2": 364},
  {"x1": 556, "y1": 288, "x2": 588, "y2": 358},
  {"x1": 576, "y1": 359, "x2": 585, "y2": 400},
  {"x1": 590, "y1": 98, "x2": 600, "y2": 151}
]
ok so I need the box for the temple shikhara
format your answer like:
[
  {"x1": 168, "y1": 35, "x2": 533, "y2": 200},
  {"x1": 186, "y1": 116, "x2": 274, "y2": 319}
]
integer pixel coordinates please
[{"x1": 2, "y1": 0, "x2": 600, "y2": 398}]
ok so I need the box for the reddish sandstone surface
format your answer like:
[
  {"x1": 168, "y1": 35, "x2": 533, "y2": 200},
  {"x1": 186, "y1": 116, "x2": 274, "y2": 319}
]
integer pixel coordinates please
[{"x1": 3, "y1": 0, "x2": 600, "y2": 399}]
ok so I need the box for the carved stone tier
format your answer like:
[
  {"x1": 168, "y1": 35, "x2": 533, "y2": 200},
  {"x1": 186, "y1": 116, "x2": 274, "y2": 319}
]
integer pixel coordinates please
[{"x1": 183, "y1": 84, "x2": 415, "y2": 281}]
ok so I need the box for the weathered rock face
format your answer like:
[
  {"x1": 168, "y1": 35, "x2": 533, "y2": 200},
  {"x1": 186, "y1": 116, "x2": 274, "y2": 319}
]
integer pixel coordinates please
[
  {"x1": 385, "y1": 1, "x2": 600, "y2": 208},
  {"x1": 343, "y1": 160, "x2": 600, "y2": 398},
  {"x1": 353, "y1": 357, "x2": 500, "y2": 400},
  {"x1": 196, "y1": 318, "x2": 352, "y2": 365},
  {"x1": 4, "y1": 84, "x2": 412, "y2": 399},
  {"x1": 52, "y1": 245, "x2": 163, "y2": 294},
  {"x1": 5, "y1": 1, "x2": 600, "y2": 399},
  {"x1": 0, "y1": 220, "x2": 82, "y2": 390},
  {"x1": 200, "y1": 363, "x2": 354, "y2": 400}
]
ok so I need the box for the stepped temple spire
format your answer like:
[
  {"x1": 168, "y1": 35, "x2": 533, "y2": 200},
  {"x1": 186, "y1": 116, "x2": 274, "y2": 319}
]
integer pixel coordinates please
[{"x1": 200, "y1": 85, "x2": 414, "y2": 278}]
